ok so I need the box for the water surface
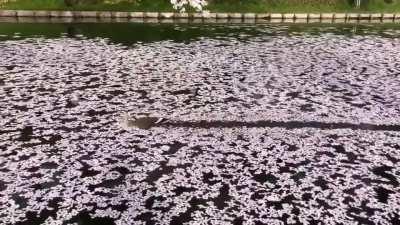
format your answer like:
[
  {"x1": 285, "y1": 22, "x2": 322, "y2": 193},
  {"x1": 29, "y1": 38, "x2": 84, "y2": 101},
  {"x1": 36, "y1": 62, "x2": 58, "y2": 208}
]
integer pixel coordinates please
[{"x1": 1, "y1": 22, "x2": 400, "y2": 225}]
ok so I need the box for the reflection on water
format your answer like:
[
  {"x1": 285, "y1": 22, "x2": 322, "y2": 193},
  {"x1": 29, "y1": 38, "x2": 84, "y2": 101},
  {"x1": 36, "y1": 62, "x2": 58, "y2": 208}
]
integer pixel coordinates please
[
  {"x1": 0, "y1": 22, "x2": 400, "y2": 44},
  {"x1": 0, "y1": 23, "x2": 400, "y2": 225}
]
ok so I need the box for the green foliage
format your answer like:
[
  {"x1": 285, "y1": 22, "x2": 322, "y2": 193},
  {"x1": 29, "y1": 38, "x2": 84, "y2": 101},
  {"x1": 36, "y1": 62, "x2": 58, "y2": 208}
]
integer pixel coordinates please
[
  {"x1": 2, "y1": 0, "x2": 400, "y2": 12},
  {"x1": 206, "y1": 0, "x2": 352, "y2": 12},
  {"x1": 1, "y1": 0, "x2": 174, "y2": 11},
  {"x1": 354, "y1": 0, "x2": 400, "y2": 10}
]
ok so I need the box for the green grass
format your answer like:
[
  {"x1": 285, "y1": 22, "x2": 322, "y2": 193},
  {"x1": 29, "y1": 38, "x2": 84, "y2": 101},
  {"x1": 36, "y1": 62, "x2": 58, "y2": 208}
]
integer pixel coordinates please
[
  {"x1": 363, "y1": 0, "x2": 400, "y2": 12},
  {"x1": 207, "y1": 0, "x2": 351, "y2": 13},
  {"x1": 208, "y1": 0, "x2": 400, "y2": 13},
  {"x1": 2, "y1": 0, "x2": 400, "y2": 12},
  {"x1": 1, "y1": 0, "x2": 174, "y2": 11},
  {"x1": 1, "y1": 0, "x2": 63, "y2": 10}
]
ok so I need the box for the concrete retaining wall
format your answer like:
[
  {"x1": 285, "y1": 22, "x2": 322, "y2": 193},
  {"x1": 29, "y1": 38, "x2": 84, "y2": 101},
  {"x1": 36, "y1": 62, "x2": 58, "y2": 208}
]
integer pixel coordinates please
[{"x1": 0, "y1": 10, "x2": 399, "y2": 23}]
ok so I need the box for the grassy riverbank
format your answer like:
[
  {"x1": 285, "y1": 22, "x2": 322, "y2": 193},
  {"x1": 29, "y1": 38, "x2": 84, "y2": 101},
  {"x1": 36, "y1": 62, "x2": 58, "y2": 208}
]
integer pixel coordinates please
[{"x1": 1, "y1": 0, "x2": 400, "y2": 13}]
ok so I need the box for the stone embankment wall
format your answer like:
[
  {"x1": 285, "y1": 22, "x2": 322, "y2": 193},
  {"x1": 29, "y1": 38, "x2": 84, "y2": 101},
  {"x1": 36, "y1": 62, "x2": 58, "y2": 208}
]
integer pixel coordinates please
[{"x1": 0, "y1": 10, "x2": 399, "y2": 23}]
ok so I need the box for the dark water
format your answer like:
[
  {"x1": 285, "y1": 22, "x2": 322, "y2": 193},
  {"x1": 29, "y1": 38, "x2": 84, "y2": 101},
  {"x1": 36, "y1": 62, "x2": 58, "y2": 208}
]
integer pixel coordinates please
[
  {"x1": 1, "y1": 22, "x2": 400, "y2": 225},
  {"x1": 1, "y1": 22, "x2": 400, "y2": 43}
]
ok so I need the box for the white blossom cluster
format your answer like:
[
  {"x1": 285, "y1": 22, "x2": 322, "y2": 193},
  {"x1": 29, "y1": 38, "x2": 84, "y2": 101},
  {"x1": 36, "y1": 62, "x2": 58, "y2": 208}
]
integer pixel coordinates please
[{"x1": 170, "y1": 0, "x2": 208, "y2": 11}]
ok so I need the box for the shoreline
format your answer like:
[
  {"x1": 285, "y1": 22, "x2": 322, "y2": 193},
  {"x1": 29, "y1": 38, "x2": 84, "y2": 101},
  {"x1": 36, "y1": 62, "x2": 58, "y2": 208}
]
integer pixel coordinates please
[{"x1": 0, "y1": 10, "x2": 399, "y2": 23}]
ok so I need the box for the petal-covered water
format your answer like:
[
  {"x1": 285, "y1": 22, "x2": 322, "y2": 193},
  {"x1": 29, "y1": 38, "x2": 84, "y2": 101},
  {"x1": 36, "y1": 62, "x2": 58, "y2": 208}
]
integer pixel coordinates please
[{"x1": 0, "y1": 24, "x2": 400, "y2": 225}]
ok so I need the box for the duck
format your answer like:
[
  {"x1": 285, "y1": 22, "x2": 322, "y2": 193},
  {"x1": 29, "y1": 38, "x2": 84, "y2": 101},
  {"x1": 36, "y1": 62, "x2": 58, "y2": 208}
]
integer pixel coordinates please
[{"x1": 120, "y1": 113, "x2": 165, "y2": 129}]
